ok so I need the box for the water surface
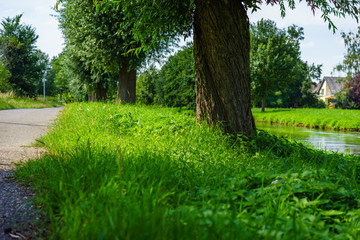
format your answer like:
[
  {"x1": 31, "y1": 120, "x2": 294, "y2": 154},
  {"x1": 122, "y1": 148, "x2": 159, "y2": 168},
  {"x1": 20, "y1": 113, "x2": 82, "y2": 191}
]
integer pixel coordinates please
[{"x1": 256, "y1": 122, "x2": 360, "y2": 155}]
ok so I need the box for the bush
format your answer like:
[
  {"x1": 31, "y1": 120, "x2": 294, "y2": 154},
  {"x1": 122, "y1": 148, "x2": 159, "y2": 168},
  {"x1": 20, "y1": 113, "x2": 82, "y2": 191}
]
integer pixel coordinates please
[
  {"x1": 336, "y1": 74, "x2": 360, "y2": 109},
  {"x1": 63, "y1": 92, "x2": 76, "y2": 103},
  {"x1": 0, "y1": 62, "x2": 12, "y2": 93}
]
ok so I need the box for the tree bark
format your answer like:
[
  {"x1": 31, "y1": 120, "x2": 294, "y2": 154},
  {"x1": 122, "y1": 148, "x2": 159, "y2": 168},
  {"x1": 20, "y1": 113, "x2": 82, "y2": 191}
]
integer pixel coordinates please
[
  {"x1": 96, "y1": 82, "x2": 108, "y2": 102},
  {"x1": 117, "y1": 64, "x2": 136, "y2": 104},
  {"x1": 194, "y1": 0, "x2": 255, "y2": 137},
  {"x1": 261, "y1": 95, "x2": 265, "y2": 112}
]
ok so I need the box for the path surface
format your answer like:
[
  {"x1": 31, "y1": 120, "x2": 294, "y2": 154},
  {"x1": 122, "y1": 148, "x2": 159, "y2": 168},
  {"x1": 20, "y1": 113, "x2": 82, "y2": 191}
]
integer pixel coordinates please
[{"x1": 0, "y1": 107, "x2": 62, "y2": 239}]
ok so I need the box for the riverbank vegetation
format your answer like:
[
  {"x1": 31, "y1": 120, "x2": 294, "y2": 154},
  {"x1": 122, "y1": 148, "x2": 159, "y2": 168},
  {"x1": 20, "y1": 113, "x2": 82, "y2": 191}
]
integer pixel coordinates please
[
  {"x1": 15, "y1": 103, "x2": 360, "y2": 239},
  {"x1": 253, "y1": 108, "x2": 360, "y2": 131},
  {"x1": 0, "y1": 92, "x2": 62, "y2": 110},
  {"x1": 334, "y1": 26, "x2": 360, "y2": 110}
]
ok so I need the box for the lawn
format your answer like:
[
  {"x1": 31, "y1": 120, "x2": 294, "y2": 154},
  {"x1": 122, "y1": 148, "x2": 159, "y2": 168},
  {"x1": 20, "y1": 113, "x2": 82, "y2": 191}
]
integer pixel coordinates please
[
  {"x1": 0, "y1": 92, "x2": 63, "y2": 110},
  {"x1": 252, "y1": 108, "x2": 360, "y2": 131},
  {"x1": 15, "y1": 103, "x2": 360, "y2": 239}
]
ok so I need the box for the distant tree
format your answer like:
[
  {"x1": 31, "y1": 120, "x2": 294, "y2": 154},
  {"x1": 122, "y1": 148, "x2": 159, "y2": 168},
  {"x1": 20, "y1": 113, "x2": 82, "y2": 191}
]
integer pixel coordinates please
[
  {"x1": 0, "y1": 14, "x2": 47, "y2": 97},
  {"x1": 250, "y1": 20, "x2": 321, "y2": 111},
  {"x1": 44, "y1": 57, "x2": 60, "y2": 97},
  {"x1": 136, "y1": 66, "x2": 158, "y2": 105},
  {"x1": 275, "y1": 62, "x2": 322, "y2": 108},
  {"x1": 335, "y1": 26, "x2": 360, "y2": 78},
  {"x1": 34, "y1": 50, "x2": 52, "y2": 95},
  {"x1": 337, "y1": 74, "x2": 360, "y2": 109},
  {"x1": 51, "y1": 53, "x2": 71, "y2": 95},
  {"x1": 137, "y1": 43, "x2": 195, "y2": 108},
  {"x1": 56, "y1": 0, "x2": 170, "y2": 103},
  {"x1": 157, "y1": 43, "x2": 195, "y2": 109},
  {"x1": 297, "y1": 64, "x2": 323, "y2": 107},
  {"x1": 51, "y1": 48, "x2": 112, "y2": 101}
]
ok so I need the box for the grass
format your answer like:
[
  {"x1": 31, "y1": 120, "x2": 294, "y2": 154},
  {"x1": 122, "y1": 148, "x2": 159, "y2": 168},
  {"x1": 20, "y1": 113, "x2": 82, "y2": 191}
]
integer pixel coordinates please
[
  {"x1": 0, "y1": 92, "x2": 63, "y2": 110},
  {"x1": 253, "y1": 108, "x2": 360, "y2": 131},
  {"x1": 15, "y1": 103, "x2": 360, "y2": 239}
]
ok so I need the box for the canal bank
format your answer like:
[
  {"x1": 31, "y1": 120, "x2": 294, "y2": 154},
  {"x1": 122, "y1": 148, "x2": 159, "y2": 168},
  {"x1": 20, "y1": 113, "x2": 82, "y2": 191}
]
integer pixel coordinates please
[
  {"x1": 256, "y1": 122, "x2": 360, "y2": 155},
  {"x1": 252, "y1": 108, "x2": 360, "y2": 132}
]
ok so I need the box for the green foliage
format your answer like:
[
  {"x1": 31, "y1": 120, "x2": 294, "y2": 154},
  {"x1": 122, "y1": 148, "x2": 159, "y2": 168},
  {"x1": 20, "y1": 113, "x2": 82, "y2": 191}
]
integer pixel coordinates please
[
  {"x1": 0, "y1": 60, "x2": 11, "y2": 92},
  {"x1": 50, "y1": 48, "x2": 118, "y2": 102},
  {"x1": 157, "y1": 43, "x2": 195, "y2": 109},
  {"x1": 335, "y1": 91, "x2": 349, "y2": 109},
  {"x1": 335, "y1": 26, "x2": 360, "y2": 77},
  {"x1": 136, "y1": 66, "x2": 158, "y2": 105},
  {"x1": 56, "y1": 0, "x2": 173, "y2": 102},
  {"x1": 15, "y1": 103, "x2": 360, "y2": 239},
  {"x1": 95, "y1": 0, "x2": 359, "y2": 54},
  {"x1": 0, "y1": 14, "x2": 48, "y2": 97},
  {"x1": 137, "y1": 43, "x2": 195, "y2": 109},
  {"x1": 63, "y1": 92, "x2": 76, "y2": 103},
  {"x1": 250, "y1": 19, "x2": 322, "y2": 110},
  {"x1": 56, "y1": 0, "x2": 124, "y2": 101},
  {"x1": 252, "y1": 108, "x2": 360, "y2": 131},
  {"x1": 57, "y1": 0, "x2": 145, "y2": 73},
  {"x1": 336, "y1": 74, "x2": 360, "y2": 109},
  {"x1": 44, "y1": 60, "x2": 59, "y2": 97}
]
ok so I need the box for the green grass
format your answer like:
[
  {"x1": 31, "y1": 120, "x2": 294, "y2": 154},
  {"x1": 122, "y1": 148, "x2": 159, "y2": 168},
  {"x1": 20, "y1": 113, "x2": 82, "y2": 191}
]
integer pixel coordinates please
[
  {"x1": 253, "y1": 108, "x2": 360, "y2": 131},
  {"x1": 15, "y1": 103, "x2": 360, "y2": 239},
  {"x1": 0, "y1": 92, "x2": 63, "y2": 110}
]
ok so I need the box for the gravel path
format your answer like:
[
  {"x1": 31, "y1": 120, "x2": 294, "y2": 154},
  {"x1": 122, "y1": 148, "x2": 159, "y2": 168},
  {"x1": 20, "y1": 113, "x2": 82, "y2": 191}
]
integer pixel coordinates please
[{"x1": 0, "y1": 107, "x2": 62, "y2": 239}]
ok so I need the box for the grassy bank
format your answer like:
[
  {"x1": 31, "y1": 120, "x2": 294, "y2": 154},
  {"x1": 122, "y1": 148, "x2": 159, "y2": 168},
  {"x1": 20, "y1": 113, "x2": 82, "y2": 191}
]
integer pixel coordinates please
[
  {"x1": 15, "y1": 103, "x2": 360, "y2": 239},
  {"x1": 253, "y1": 108, "x2": 360, "y2": 131},
  {"x1": 0, "y1": 92, "x2": 63, "y2": 110}
]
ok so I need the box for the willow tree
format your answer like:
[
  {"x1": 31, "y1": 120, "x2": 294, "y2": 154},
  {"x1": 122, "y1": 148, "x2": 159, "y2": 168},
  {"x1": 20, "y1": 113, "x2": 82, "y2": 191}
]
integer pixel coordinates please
[
  {"x1": 56, "y1": 0, "x2": 154, "y2": 103},
  {"x1": 97, "y1": 0, "x2": 359, "y2": 136}
]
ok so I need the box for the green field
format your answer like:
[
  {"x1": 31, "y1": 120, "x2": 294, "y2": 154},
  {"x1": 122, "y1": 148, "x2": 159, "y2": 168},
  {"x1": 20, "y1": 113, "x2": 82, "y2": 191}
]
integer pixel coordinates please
[
  {"x1": 0, "y1": 92, "x2": 63, "y2": 110},
  {"x1": 253, "y1": 108, "x2": 360, "y2": 131},
  {"x1": 15, "y1": 103, "x2": 360, "y2": 239}
]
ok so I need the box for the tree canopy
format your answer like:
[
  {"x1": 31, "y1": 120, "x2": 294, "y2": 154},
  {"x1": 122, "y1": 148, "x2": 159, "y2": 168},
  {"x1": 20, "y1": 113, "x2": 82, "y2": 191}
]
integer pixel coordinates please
[
  {"x1": 335, "y1": 26, "x2": 360, "y2": 78},
  {"x1": 336, "y1": 73, "x2": 360, "y2": 109},
  {"x1": 56, "y1": 0, "x2": 165, "y2": 102},
  {"x1": 96, "y1": 0, "x2": 359, "y2": 52},
  {"x1": 0, "y1": 14, "x2": 48, "y2": 96},
  {"x1": 250, "y1": 19, "x2": 322, "y2": 111}
]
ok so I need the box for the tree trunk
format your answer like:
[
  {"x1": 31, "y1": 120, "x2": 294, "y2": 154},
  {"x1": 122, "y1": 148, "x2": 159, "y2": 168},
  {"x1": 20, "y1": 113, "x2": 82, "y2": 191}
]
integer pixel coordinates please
[
  {"x1": 88, "y1": 86, "x2": 96, "y2": 102},
  {"x1": 194, "y1": 0, "x2": 255, "y2": 137},
  {"x1": 96, "y1": 82, "x2": 108, "y2": 102},
  {"x1": 261, "y1": 95, "x2": 265, "y2": 112},
  {"x1": 117, "y1": 64, "x2": 136, "y2": 104}
]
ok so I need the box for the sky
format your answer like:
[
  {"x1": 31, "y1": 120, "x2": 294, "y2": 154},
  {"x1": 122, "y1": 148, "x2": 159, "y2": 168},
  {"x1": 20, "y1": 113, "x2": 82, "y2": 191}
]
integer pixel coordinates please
[
  {"x1": 0, "y1": 0, "x2": 358, "y2": 79},
  {"x1": 0, "y1": 0, "x2": 64, "y2": 58}
]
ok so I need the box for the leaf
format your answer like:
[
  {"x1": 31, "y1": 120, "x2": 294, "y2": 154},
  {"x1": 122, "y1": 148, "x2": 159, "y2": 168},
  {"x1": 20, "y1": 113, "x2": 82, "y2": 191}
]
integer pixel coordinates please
[{"x1": 321, "y1": 210, "x2": 345, "y2": 216}]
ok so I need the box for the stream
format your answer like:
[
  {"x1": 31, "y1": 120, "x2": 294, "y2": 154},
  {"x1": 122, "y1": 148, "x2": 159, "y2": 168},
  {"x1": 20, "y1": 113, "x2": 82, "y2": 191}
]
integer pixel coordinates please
[{"x1": 256, "y1": 122, "x2": 360, "y2": 155}]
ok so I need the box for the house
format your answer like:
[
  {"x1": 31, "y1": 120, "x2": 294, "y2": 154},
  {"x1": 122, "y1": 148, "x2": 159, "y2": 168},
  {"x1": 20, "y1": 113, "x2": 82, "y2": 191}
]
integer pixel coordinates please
[{"x1": 312, "y1": 77, "x2": 344, "y2": 105}]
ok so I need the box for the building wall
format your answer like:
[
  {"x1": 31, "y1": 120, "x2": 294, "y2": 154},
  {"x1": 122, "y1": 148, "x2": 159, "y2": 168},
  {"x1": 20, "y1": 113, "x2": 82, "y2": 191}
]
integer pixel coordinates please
[{"x1": 318, "y1": 81, "x2": 333, "y2": 103}]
